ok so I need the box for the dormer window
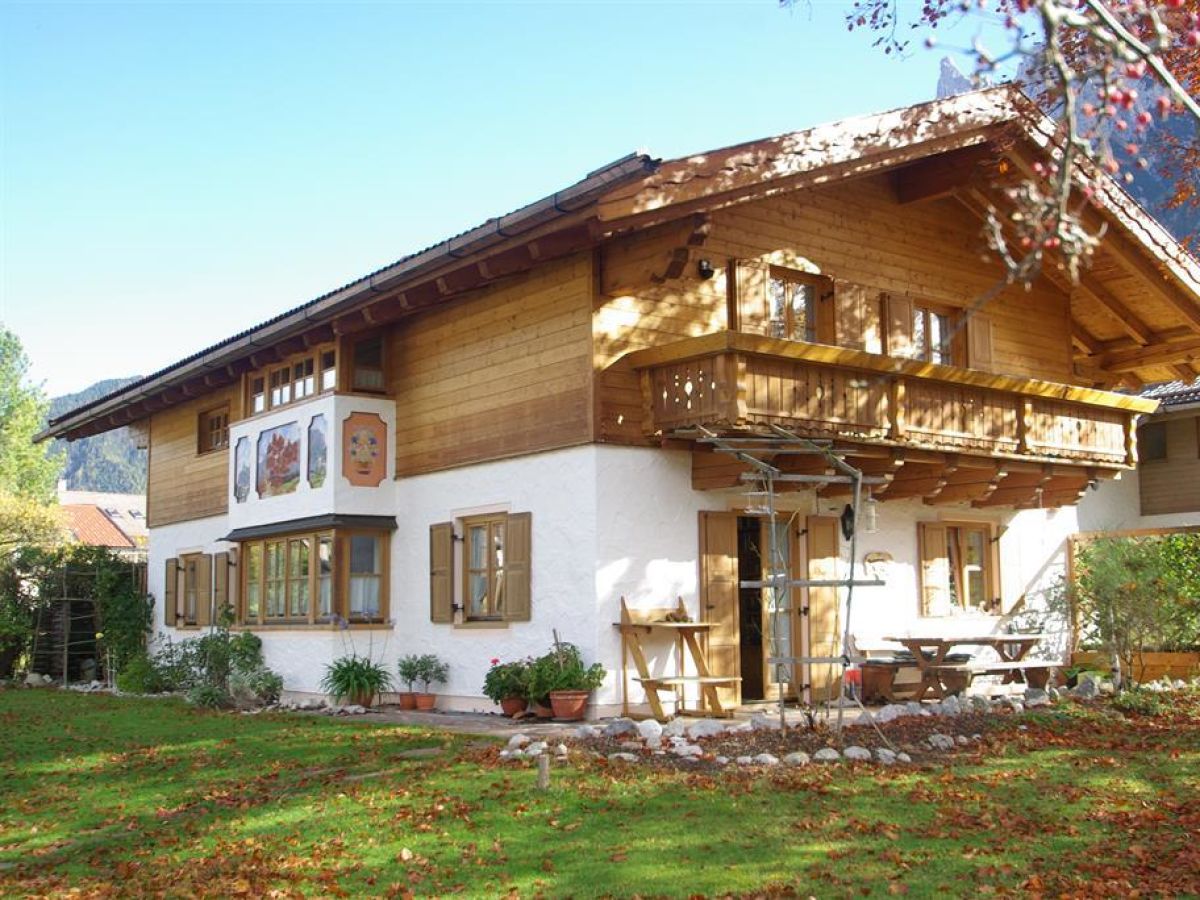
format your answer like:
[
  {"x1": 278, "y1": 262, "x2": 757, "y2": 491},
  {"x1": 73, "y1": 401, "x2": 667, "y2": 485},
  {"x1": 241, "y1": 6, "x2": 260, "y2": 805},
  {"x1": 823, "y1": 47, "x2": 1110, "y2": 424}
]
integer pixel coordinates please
[
  {"x1": 352, "y1": 335, "x2": 386, "y2": 392},
  {"x1": 245, "y1": 344, "x2": 337, "y2": 416}
]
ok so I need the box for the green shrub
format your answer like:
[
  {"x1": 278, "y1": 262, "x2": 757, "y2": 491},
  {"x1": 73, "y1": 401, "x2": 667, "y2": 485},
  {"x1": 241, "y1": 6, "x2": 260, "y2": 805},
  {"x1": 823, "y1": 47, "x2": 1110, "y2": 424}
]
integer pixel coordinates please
[
  {"x1": 1112, "y1": 688, "x2": 1166, "y2": 717},
  {"x1": 526, "y1": 642, "x2": 605, "y2": 704},
  {"x1": 229, "y1": 666, "x2": 283, "y2": 706},
  {"x1": 115, "y1": 653, "x2": 167, "y2": 694},
  {"x1": 397, "y1": 654, "x2": 423, "y2": 693},
  {"x1": 321, "y1": 655, "x2": 393, "y2": 704},
  {"x1": 482, "y1": 658, "x2": 531, "y2": 702},
  {"x1": 187, "y1": 683, "x2": 231, "y2": 709},
  {"x1": 414, "y1": 654, "x2": 449, "y2": 692}
]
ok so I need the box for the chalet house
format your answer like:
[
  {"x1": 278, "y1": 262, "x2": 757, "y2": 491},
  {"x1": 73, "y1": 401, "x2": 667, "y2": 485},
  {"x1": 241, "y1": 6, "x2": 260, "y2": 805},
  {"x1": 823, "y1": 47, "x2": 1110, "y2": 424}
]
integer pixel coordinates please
[{"x1": 39, "y1": 88, "x2": 1200, "y2": 715}]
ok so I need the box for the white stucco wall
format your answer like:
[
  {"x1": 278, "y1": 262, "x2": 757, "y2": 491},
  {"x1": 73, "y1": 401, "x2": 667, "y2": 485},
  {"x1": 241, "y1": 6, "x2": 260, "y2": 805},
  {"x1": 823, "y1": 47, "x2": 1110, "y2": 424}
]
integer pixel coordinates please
[
  {"x1": 1078, "y1": 469, "x2": 1200, "y2": 533},
  {"x1": 147, "y1": 513, "x2": 231, "y2": 633}
]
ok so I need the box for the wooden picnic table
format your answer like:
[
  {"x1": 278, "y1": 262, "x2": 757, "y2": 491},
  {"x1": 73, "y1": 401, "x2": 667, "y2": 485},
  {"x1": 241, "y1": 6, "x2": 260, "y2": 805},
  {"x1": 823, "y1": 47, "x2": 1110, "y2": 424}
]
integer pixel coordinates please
[{"x1": 881, "y1": 633, "x2": 1051, "y2": 701}]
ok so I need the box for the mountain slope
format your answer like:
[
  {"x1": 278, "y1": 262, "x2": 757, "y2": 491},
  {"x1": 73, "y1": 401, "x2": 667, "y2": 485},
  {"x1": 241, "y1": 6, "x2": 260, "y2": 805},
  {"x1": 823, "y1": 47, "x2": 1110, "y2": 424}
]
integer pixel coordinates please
[{"x1": 50, "y1": 378, "x2": 147, "y2": 494}]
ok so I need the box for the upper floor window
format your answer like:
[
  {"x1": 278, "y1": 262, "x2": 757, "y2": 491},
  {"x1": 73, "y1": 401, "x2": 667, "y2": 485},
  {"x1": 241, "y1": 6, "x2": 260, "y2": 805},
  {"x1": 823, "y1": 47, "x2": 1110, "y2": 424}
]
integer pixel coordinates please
[
  {"x1": 1139, "y1": 421, "x2": 1167, "y2": 462},
  {"x1": 247, "y1": 344, "x2": 337, "y2": 416},
  {"x1": 352, "y1": 335, "x2": 386, "y2": 392},
  {"x1": 913, "y1": 304, "x2": 955, "y2": 366},
  {"x1": 198, "y1": 404, "x2": 230, "y2": 454},
  {"x1": 767, "y1": 269, "x2": 822, "y2": 343}
]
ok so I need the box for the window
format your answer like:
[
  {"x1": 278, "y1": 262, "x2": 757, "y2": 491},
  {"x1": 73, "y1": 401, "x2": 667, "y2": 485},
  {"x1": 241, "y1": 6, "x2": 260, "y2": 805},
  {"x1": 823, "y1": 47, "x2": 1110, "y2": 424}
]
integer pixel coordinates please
[
  {"x1": 245, "y1": 344, "x2": 337, "y2": 416},
  {"x1": 918, "y1": 522, "x2": 998, "y2": 616},
  {"x1": 198, "y1": 405, "x2": 230, "y2": 454},
  {"x1": 913, "y1": 304, "x2": 955, "y2": 365},
  {"x1": 1139, "y1": 421, "x2": 1167, "y2": 462},
  {"x1": 429, "y1": 512, "x2": 531, "y2": 624},
  {"x1": 352, "y1": 335, "x2": 385, "y2": 392},
  {"x1": 180, "y1": 552, "x2": 210, "y2": 625},
  {"x1": 767, "y1": 270, "x2": 821, "y2": 343},
  {"x1": 239, "y1": 529, "x2": 388, "y2": 625}
]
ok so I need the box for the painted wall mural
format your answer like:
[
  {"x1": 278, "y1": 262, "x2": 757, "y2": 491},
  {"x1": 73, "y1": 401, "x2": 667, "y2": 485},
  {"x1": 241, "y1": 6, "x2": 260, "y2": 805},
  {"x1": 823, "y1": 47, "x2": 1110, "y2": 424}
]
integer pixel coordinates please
[
  {"x1": 342, "y1": 412, "x2": 387, "y2": 487},
  {"x1": 308, "y1": 415, "x2": 328, "y2": 489},
  {"x1": 257, "y1": 422, "x2": 301, "y2": 497},
  {"x1": 234, "y1": 437, "x2": 251, "y2": 503}
]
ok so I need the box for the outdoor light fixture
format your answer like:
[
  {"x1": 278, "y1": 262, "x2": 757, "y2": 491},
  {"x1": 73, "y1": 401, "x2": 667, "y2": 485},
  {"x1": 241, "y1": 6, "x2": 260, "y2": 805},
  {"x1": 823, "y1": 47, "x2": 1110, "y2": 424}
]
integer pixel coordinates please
[
  {"x1": 861, "y1": 490, "x2": 879, "y2": 534},
  {"x1": 697, "y1": 258, "x2": 715, "y2": 280}
]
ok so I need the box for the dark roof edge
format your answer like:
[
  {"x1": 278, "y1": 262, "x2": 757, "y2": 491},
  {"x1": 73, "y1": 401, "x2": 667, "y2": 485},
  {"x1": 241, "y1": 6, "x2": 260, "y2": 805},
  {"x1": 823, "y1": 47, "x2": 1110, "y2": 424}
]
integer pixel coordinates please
[
  {"x1": 221, "y1": 514, "x2": 398, "y2": 543},
  {"x1": 37, "y1": 151, "x2": 658, "y2": 442}
]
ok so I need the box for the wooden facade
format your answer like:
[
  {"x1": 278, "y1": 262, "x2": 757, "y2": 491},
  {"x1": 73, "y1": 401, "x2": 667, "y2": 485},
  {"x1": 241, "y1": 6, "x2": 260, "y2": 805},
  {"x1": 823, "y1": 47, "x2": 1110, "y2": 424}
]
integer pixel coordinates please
[
  {"x1": 147, "y1": 386, "x2": 237, "y2": 527},
  {"x1": 1138, "y1": 412, "x2": 1200, "y2": 516}
]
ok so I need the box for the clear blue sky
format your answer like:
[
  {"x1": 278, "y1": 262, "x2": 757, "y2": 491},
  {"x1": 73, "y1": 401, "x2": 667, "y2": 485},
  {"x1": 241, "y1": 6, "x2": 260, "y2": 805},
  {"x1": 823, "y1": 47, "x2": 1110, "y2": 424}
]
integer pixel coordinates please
[{"x1": 0, "y1": 1, "x2": 993, "y2": 397}]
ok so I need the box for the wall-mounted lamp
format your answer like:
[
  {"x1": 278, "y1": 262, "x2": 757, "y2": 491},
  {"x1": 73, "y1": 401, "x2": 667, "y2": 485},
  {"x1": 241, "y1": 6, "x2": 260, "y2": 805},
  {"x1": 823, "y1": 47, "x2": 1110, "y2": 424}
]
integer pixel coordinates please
[
  {"x1": 861, "y1": 490, "x2": 879, "y2": 535},
  {"x1": 697, "y1": 258, "x2": 715, "y2": 280}
]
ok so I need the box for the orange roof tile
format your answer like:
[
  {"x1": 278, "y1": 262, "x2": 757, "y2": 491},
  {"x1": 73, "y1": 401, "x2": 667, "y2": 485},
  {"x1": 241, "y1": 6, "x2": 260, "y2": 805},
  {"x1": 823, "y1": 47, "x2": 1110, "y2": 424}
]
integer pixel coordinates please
[{"x1": 63, "y1": 505, "x2": 136, "y2": 549}]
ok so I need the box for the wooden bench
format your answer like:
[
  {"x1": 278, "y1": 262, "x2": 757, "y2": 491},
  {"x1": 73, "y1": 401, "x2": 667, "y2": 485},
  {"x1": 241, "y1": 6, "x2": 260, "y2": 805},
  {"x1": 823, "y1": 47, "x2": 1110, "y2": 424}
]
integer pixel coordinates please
[{"x1": 927, "y1": 660, "x2": 1058, "y2": 691}]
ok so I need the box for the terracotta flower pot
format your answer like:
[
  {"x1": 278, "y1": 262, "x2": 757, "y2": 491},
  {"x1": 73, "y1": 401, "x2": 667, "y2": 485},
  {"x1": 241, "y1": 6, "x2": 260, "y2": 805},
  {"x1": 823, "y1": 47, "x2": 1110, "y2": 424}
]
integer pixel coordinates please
[
  {"x1": 549, "y1": 690, "x2": 590, "y2": 721},
  {"x1": 398, "y1": 692, "x2": 417, "y2": 710},
  {"x1": 414, "y1": 693, "x2": 437, "y2": 711},
  {"x1": 530, "y1": 700, "x2": 554, "y2": 718},
  {"x1": 349, "y1": 691, "x2": 375, "y2": 709},
  {"x1": 499, "y1": 696, "x2": 528, "y2": 717}
]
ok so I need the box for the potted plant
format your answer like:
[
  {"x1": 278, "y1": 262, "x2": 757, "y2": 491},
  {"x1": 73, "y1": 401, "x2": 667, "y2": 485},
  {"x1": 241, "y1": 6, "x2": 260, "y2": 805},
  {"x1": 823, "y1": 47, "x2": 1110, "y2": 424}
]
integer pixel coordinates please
[
  {"x1": 320, "y1": 654, "x2": 393, "y2": 708},
  {"x1": 527, "y1": 642, "x2": 606, "y2": 721},
  {"x1": 482, "y1": 657, "x2": 531, "y2": 716},
  {"x1": 413, "y1": 654, "x2": 449, "y2": 711},
  {"x1": 396, "y1": 654, "x2": 423, "y2": 710}
]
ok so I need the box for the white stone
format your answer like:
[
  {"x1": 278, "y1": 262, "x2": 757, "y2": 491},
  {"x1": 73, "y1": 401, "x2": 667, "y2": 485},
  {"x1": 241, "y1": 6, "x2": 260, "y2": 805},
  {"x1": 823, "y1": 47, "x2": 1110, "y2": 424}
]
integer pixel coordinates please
[
  {"x1": 602, "y1": 718, "x2": 638, "y2": 738},
  {"x1": 687, "y1": 719, "x2": 728, "y2": 740},
  {"x1": 927, "y1": 733, "x2": 955, "y2": 751},
  {"x1": 663, "y1": 718, "x2": 690, "y2": 737},
  {"x1": 896, "y1": 752, "x2": 912, "y2": 764},
  {"x1": 971, "y1": 695, "x2": 991, "y2": 713},
  {"x1": 1024, "y1": 689, "x2": 1050, "y2": 708},
  {"x1": 1073, "y1": 679, "x2": 1100, "y2": 700},
  {"x1": 905, "y1": 702, "x2": 924, "y2": 717},
  {"x1": 574, "y1": 725, "x2": 599, "y2": 739},
  {"x1": 555, "y1": 743, "x2": 569, "y2": 757},
  {"x1": 672, "y1": 743, "x2": 703, "y2": 758},
  {"x1": 736, "y1": 755, "x2": 754, "y2": 766},
  {"x1": 608, "y1": 752, "x2": 639, "y2": 763},
  {"x1": 506, "y1": 734, "x2": 531, "y2": 749},
  {"x1": 939, "y1": 695, "x2": 961, "y2": 716},
  {"x1": 524, "y1": 741, "x2": 548, "y2": 756},
  {"x1": 843, "y1": 745, "x2": 872, "y2": 761},
  {"x1": 783, "y1": 751, "x2": 811, "y2": 767},
  {"x1": 956, "y1": 735, "x2": 969, "y2": 746},
  {"x1": 24, "y1": 673, "x2": 48, "y2": 688},
  {"x1": 714, "y1": 756, "x2": 730, "y2": 766},
  {"x1": 813, "y1": 748, "x2": 841, "y2": 762},
  {"x1": 749, "y1": 713, "x2": 783, "y2": 731},
  {"x1": 619, "y1": 740, "x2": 643, "y2": 752},
  {"x1": 875, "y1": 704, "x2": 909, "y2": 724},
  {"x1": 875, "y1": 748, "x2": 897, "y2": 765},
  {"x1": 752, "y1": 753, "x2": 780, "y2": 766},
  {"x1": 1007, "y1": 700, "x2": 1025, "y2": 715},
  {"x1": 726, "y1": 720, "x2": 754, "y2": 733},
  {"x1": 637, "y1": 719, "x2": 663, "y2": 743}
]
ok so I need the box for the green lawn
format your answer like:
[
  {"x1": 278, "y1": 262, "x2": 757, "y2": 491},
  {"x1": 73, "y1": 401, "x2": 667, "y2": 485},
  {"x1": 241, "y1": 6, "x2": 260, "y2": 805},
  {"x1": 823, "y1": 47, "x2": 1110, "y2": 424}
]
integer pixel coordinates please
[{"x1": 1, "y1": 690, "x2": 1198, "y2": 898}]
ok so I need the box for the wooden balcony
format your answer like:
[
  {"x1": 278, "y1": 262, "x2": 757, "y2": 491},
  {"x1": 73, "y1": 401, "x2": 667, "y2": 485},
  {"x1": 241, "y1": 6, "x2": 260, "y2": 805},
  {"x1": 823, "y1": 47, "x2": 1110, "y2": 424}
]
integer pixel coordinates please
[{"x1": 628, "y1": 332, "x2": 1158, "y2": 470}]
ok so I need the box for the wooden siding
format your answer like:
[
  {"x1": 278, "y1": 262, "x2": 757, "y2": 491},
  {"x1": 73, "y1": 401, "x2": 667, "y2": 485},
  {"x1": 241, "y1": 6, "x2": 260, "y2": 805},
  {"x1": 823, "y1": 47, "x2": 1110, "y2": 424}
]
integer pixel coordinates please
[
  {"x1": 147, "y1": 386, "x2": 236, "y2": 527},
  {"x1": 594, "y1": 174, "x2": 1076, "y2": 445},
  {"x1": 1139, "y1": 414, "x2": 1200, "y2": 516},
  {"x1": 391, "y1": 254, "x2": 594, "y2": 476}
]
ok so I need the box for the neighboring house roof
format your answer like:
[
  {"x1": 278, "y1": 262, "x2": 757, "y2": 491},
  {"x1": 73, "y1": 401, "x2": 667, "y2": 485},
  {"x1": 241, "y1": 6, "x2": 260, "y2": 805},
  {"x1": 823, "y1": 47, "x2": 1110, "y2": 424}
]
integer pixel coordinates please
[
  {"x1": 36, "y1": 86, "x2": 1200, "y2": 443},
  {"x1": 57, "y1": 489, "x2": 148, "y2": 545},
  {"x1": 1142, "y1": 380, "x2": 1200, "y2": 409},
  {"x1": 62, "y1": 504, "x2": 137, "y2": 550}
]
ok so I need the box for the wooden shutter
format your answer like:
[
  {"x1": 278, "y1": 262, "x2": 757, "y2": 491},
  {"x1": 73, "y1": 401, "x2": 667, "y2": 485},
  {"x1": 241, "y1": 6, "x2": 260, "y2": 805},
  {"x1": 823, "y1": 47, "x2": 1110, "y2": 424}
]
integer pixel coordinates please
[
  {"x1": 806, "y1": 516, "x2": 841, "y2": 702},
  {"x1": 502, "y1": 512, "x2": 532, "y2": 622},
  {"x1": 699, "y1": 511, "x2": 740, "y2": 708},
  {"x1": 164, "y1": 558, "x2": 178, "y2": 627},
  {"x1": 734, "y1": 260, "x2": 771, "y2": 336},
  {"x1": 213, "y1": 552, "x2": 229, "y2": 624},
  {"x1": 833, "y1": 280, "x2": 883, "y2": 353},
  {"x1": 966, "y1": 312, "x2": 994, "y2": 372},
  {"x1": 429, "y1": 522, "x2": 454, "y2": 623},
  {"x1": 884, "y1": 293, "x2": 915, "y2": 358},
  {"x1": 195, "y1": 553, "x2": 213, "y2": 626},
  {"x1": 918, "y1": 523, "x2": 951, "y2": 617}
]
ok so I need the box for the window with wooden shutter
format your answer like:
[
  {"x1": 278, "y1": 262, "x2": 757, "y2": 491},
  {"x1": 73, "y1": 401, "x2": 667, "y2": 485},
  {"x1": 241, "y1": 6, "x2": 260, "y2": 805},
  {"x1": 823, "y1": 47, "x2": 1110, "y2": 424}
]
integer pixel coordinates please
[
  {"x1": 164, "y1": 558, "x2": 178, "y2": 627},
  {"x1": 884, "y1": 293, "x2": 915, "y2": 358},
  {"x1": 966, "y1": 312, "x2": 994, "y2": 372},
  {"x1": 734, "y1": 260, "x2": 771, "y2": 336},
  {"x1": 833, "y1": 281, "x2": 883, "y2": 353},
  {"x1": 502, "y1": 512, "x2": 532, "y2": 622},
  {"x1": 918, "y1": 523, "x2": 950, "y2": 617},
  {"x1": 429, "y1": 522, "x2": 454, "y2": 623},
  {"x1": 195, "y1": 553, "x2": 213, "y2": 626}
]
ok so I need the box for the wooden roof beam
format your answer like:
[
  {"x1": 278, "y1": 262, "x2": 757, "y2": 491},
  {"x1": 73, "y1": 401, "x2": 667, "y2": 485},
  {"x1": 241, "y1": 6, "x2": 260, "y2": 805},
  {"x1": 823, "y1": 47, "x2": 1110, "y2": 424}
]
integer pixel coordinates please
[
  {"x1": 1076, "y1": 276, "x2": 1154, "y2": 346},
  {"x1": 1086, "y1": 217, "x2": 1200, "y2": 333},
  {"x1": 894, "y1": 144, "x2": 996, "y2": 205},
  {"x1": 1098, "y1": 336, "x2": 1200, "y2": 373}
]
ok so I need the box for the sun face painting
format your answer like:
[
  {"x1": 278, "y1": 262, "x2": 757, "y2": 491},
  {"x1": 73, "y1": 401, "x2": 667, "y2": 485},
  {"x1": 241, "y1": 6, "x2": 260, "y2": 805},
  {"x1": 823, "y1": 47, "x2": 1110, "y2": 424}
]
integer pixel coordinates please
[
  {"x1": 257, "y1": 422, "x2": 301, "y2": 497},
  {"x1": 342, "y1": 412, "x2": 387, "y2": 487}
]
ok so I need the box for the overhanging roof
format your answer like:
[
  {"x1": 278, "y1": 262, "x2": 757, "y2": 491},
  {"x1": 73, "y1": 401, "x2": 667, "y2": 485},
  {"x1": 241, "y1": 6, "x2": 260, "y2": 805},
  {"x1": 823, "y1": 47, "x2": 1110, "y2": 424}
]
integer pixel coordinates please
[{"x1": 221, "y1": 514, "x2": 398, "y2": 543}]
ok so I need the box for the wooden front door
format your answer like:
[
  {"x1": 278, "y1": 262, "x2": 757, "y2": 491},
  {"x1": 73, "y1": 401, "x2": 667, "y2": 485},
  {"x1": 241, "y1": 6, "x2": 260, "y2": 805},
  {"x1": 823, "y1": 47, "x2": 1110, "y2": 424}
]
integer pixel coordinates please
[
  {"x1": 805, "y1": 516, "x2": 842, "y2": 702},
  {"x1": 699, "y1": 511, "x2": 740, "y2": 708}
]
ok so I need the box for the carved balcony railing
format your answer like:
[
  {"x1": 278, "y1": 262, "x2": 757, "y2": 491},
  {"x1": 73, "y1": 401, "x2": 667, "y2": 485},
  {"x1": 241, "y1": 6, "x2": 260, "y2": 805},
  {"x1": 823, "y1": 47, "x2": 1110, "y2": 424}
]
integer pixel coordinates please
[{"x1": 630, "y1": 332, "x2": 1155, "y2": 467}]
